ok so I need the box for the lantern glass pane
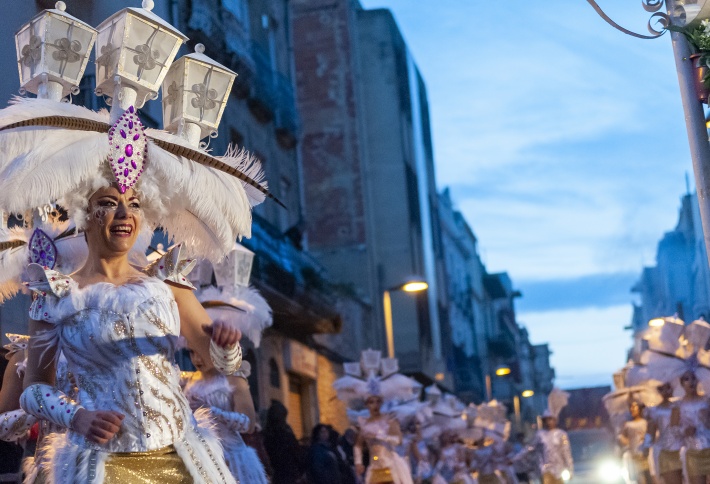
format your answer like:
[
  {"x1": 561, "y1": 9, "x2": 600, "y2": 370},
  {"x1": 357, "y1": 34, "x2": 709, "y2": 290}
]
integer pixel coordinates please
[
  {"x1": 15, "y1": 17, "x2": 47, "y2": 87},
  {"x1": 121, "y1": 15, "x2": 179, "y2": 87},
  {"x1": 161, "y1": 62, "x2": 185, "y2": 130},
  {"x1": 95, "y1": 15, "x2": 126, "y2": 85},
  {"x1": 182, "y1": 62, "x2": 233, "y2": 127},
  {"x1": 44, "y1": 15, "x2": 95, "y2": 84}
]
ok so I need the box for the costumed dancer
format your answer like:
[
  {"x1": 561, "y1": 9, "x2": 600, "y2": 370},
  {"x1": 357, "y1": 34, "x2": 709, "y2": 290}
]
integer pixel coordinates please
[
  {"x1": 427, "y1": 393, "x2": 475, "y2": 483},
  {"x1": 470, "y1": 400, "x2": 514, "y2": 484},
  {"x1": 629, "y1": 317, "x2": 710, "y2": 484},
  {"x1": 333, "y1": 349, "x2": 419, "y2": 484},
  {"x1": 532, "y1": 388, "x2": 573, "y2": 484},
  {"x1": 181, "y1": 244, "x2": 273, "y2": 484},
  {"x1": 602, "y1": 380, "x2": 662, "y2": 484},
  {"x1": 645, "y1": 382, "x2": 683, "y2": 484},
  {"x1": 618, "y1": 401, "x2": 651, "y2": 484},
  {"x1": 0, "y1": 2, "x2": 279, "y2": 482}
]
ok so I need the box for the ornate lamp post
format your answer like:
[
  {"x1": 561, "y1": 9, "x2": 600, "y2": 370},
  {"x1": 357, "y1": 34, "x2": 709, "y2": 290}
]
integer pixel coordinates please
[
  {"x1": 162, "y1": 44, "x2": 237, "y2": 147},
  {"x1": 585, "y1": 0, "x2": 710, "y2": 266},
  {"x1": 213, "y1": 243, "x2": 255, "y2": 288},
  {"x1": 382, "y1": 277, "x2": 428, "y2": 359},
  {"x1": 94, "y1": 0, "x2": 187, "y2": 121},
  {"x1": 15, "y1": 1, "x2": 96, "y2": 101}
]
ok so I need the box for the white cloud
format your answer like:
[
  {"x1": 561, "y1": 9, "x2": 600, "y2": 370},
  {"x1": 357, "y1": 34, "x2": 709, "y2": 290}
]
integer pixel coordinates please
[{"x1": 519, "y1": 304, "x2": 633, "y2": 388}]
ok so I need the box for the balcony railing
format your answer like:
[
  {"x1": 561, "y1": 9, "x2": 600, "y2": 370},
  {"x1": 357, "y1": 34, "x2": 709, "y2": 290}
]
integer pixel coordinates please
[{"x1": 242, "y1": 214, "x2": 341, "y2": 336}]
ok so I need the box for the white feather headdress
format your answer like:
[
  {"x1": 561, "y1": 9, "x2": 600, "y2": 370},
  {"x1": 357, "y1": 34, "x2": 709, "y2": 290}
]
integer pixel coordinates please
[
  {"x1": 198, "y1": 285, "x2": 272, "y2": 347},
  {"x1": 0, "y1": 96, "x2": 276, "y2": 261},
  {"x1": 543, "y1": 388, "x2": 570, "y2": 419},
  {"x1": 333, "y1": 349, "x2": 422, "y2": 408},
  {"x1": 626, "y1": 317, "x2": 710, "y2": 394}
]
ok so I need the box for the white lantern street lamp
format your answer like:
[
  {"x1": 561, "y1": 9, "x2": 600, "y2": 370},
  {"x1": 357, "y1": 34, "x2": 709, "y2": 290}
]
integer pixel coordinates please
[
  {"x1": 213, "y1": 243, "x2": 255, "y2": 288},
  {"x1": 673, "y1": 0, "x2": 710, "y2": 27},
  {"x1": 94, "y1": 0, "x2": 187, "y2": 118},
  {"x1": 162, "y1": 44, "x2": 237, "y2": 147},
  {"x1": 15, "y1": 1, "x2": 96, "y2": 101}
]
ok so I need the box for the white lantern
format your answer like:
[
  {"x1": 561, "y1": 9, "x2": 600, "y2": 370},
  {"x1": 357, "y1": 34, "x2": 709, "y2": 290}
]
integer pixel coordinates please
[
  {"x1": 94, "y1": 0, "x2": 187, "y2": 110},
  {"x1": 162, "y1": 44, "x2": 237, "y2": 146},
  {"x1": 213, "y1": 243, "x2": 254, "y2": 288},
  {"x1": 15, "y1": 2, "x2": 96, "y2": 100},
  {"x1": 674, "y1": 1, "x2": 710, "y2": 26}
]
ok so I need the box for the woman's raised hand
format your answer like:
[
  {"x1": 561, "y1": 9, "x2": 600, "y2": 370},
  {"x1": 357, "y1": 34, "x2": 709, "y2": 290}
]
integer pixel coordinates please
[
  {"x1": 201, "y1": 320, "x2": 242, "y2": 348},
  {"x1": 72, "y1": 408, "x2": 124, "y2": 445}
]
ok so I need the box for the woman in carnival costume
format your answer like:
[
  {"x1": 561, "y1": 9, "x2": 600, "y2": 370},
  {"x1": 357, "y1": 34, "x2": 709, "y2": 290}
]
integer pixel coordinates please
[
  {"x1": 618, "y1": 401, "x2": 651, "y2": 484},
  {"x1": 181, "y1": 251, "x2": 273, "y2": 484},
  {"x1": 645, "y1": 382, "x2": 683, "y2": 484},
  {"x1": 0, "y1": 2, "x2": 278, "y2": 482},
  {"x1": 531, "y1": 389, "x2": 573, "y2": 484},
  {"x1": 628, "y1": 317, "x2": 710, "y2": 484},
  {"x1": 333, "y1": 349, "x2": 419, "y2": 484}
]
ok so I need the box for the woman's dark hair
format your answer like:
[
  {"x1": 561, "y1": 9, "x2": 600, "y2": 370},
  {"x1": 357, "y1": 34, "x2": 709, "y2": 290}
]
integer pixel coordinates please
[{"x1": 311, "y1": 423, "x2": 330, "y2": 444}]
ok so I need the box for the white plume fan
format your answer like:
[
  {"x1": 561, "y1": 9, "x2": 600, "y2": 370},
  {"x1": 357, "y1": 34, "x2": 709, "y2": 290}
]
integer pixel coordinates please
[{"x1": 198, "y1": 285, "x2": 272, "y2": 347}]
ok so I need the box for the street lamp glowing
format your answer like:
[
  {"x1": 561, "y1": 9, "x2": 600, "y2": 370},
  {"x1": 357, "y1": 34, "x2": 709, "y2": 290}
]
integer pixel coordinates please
[
  {"x1": 649, "y1": 318, "x2": 665, "y2": 327},
  {"x1": 402, "y1": 281, "x2": 428, "y2": 292},
  {"x1": 522, "y1": 390, "x2": 535, "y2": 398},
  {"x1": 495, "y1": 367, "x2": 511, "y2": 377}
]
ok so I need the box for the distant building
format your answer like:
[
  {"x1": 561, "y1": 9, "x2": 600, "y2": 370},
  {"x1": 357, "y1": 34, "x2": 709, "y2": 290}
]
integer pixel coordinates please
[
  {"x1": 631, "y1": 192, "x2": 710, "y2": 335},
  {"x1": 559, "y1": 386, "x2": 612, "y2": 430},
  {"x1": 438, "y1": 189, "x2": 554, "y2": 419},
  {"x1": 291, "y1": 0, "x2": 449, "y2": 383}
]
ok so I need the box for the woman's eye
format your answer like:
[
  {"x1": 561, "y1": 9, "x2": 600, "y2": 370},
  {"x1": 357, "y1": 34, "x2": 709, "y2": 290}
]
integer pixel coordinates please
[{"x1": 99, "y1": 201, "x2": 116, "y2": 207}]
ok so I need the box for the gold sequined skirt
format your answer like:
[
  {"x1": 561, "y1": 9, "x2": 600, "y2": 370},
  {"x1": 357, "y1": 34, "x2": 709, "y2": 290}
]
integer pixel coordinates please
[
  {"x1": 103, "y1": 445, "x2": 193, "y2": 483},
  {"x1": 631, "y1": 453, "x2": 650, "y2": 472},
  {"x1": 686, "y1": 448, "x2": 710, "y2": 477},
  {"x1": 478, "y1": 473, "x2": 501, "y2": 484},
  {"x1": 542, "y1": 473, "x2": 564, "y2": 484},
  {"x1": 658, "y1": 450, "x2": 683, "y2": 474}
]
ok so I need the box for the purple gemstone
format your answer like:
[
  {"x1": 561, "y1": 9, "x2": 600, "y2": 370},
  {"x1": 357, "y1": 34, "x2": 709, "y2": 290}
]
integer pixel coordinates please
[
  {"x1": 119, "y1": 185, "x2": 127, "y2": 194},
  {"x1": 40, "y1": 250, "x2": 46, "y2": 258},
  {"x1": 124, "y1": 168, "x2": 129, "y2": 177},
  {"x1": 125, "y1": 144, "x2": 133, "y2": 157},
  {"x1": 118, "y1": 156, "x2": 125, "y2": 164},
  {"x1": 131, "y1": 160, "x2": 137, "y2": 169},
  {"x1": 120, "y1": 129, "x2": 127, "y2": 139},
  {"x1": 128, "y1": 106, "x2": 135, "y2": 113},
  {"x1": 133, "y1": 133, "x2": 140, "y2": 141},
  {"x1": 128, "y1": 120, "x2": 134, "y2": 129}
]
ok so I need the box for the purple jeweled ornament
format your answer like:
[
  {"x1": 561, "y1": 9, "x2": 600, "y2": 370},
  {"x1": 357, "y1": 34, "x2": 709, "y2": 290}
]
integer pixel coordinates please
[
  {"x1": 108, "y1": 106, "x2": 147, "y2": 194},
  {"x1": 28, "y1": 229, "x2": 57, "y2": 269}
]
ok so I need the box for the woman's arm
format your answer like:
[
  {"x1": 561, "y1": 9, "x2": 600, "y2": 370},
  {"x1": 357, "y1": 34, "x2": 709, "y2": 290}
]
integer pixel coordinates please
[
  {"x1": 228, "y1": 375, "x2": 257, "y2": 433},
  {"x1": 172, "y1": 285, "x2": 242, "y2": 373},
  {"x1": 0, "y1": 352, "x2": 25, "y2": 413}
]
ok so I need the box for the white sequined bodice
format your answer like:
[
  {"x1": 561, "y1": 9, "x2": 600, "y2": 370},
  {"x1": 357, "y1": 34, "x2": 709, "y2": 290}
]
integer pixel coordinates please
[
  {"x1": 680, "y1": 398, "x2": 710, "y2": 450},
  {"x1": 536, "y1": 429, "x2": 573, "y2": 478},
  {"x1": 623, "y1": 419, "x2": 647, "y2": 455},
  {"x1": 648, "y1": 405, "x2": 683, "y2": 451},
  {"x1": 30, "y1": 274, "x2": 194, "y2": 453}
]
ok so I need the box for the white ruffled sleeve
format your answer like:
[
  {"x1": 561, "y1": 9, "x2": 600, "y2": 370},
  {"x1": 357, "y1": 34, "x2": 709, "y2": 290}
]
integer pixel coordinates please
[{"x1": 25, "y1": 263, "x2": 72, "y2": 323}]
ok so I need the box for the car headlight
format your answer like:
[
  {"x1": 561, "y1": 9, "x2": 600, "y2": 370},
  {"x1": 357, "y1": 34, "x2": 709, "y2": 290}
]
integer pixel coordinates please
[
  {"x1": 561, "y1": 469, "x2": 571, "y2": 481},
  {"x1": 598, "y1": 459, "x2": 623, "y2": 482}
]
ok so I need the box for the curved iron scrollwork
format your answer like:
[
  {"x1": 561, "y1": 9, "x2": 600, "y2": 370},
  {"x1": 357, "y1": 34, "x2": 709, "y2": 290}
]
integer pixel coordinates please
[{"x1": 586, "y1": 0, "x2": 670, "y2": 39}]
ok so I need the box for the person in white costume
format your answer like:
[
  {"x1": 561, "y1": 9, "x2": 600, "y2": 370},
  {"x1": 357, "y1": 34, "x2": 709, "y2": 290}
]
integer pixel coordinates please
[
  {"x1": 532, "y1": 389, "x2": 573, "y2": 484},
  {"x1": 0, "y1": 0, "x2": 279, "y2": 480},
  {"x1": 645, "y1": 382, "x2": 683, "y2": 484},
  {"x1": 354, "y1": 393, "x2": 414, "y2": 484},
  {"x1": 619, "y1": 401, "x2": 651, "y2": 484}
]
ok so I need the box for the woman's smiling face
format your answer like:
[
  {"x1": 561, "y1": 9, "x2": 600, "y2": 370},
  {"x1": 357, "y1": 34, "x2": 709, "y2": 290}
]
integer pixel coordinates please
[{"x1": 85, "y1": 185, "x2": 142, "y2": 255}]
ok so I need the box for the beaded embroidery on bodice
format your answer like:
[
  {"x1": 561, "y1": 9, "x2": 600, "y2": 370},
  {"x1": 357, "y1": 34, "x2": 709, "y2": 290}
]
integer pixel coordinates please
[{"x1": 28, "y1": 264, "x2": 194, "y2": 453}]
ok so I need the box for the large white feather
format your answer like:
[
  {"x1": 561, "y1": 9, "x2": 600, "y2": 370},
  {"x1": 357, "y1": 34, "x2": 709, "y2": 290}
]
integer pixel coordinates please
[
  {"x1": 219, "y1": 144, "x2": 267, "y2": 207},
  {"x1": 198, "y1": 285, "x2": 272, "y2": 347}
]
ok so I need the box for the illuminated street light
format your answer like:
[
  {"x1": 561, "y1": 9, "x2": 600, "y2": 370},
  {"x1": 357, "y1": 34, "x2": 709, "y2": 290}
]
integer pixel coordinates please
[
  {"x1": 383, "y1": 276, "x2": 428, "y2": 359},
  {"x1": 522, "y1": 390, "x2": 535, "y2": 398},
  {"x1": 495, "y1": 366, "x2": 512, "y2": 377},
  {"x1": 649, "y1": 318, "x2": 665, "y2": 327}
]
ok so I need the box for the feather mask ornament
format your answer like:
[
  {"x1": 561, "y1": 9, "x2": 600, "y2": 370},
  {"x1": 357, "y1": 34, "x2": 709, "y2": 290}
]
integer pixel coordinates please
[{"x1": 0, "y1": 97, "x2": 279, "y2": 261}]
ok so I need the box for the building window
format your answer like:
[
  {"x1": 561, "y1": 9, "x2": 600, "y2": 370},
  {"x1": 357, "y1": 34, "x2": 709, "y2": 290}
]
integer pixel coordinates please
[{"x1": 269, "y1": 358, "x2": 280, "y2": 388}]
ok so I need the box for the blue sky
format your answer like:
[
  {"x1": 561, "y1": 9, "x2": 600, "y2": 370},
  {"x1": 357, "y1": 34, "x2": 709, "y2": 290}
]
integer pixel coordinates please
[{"x1": 360, "y1": 0, "x2": 694, "y2": 388}]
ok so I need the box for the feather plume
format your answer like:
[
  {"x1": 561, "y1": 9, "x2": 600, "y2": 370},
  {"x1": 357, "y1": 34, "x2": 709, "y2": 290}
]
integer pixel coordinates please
[
  {"x1": 0, "y1": 227, "x2": 29, "y2": 302},
  {"x1": 546, "y1": 388, "x2": 570, "y2": 419},
  {"x1": 198, "y1": 285, "x2": 272, "y2": 347},
  {"x1": 219, "y1": 144, "x2": 268, "y2": 207}
]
